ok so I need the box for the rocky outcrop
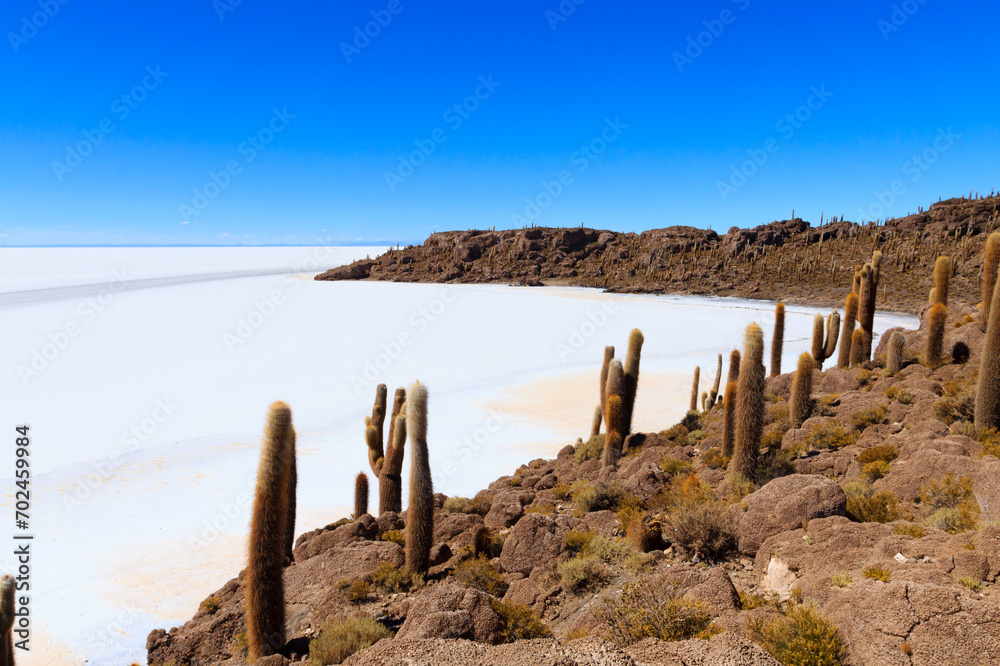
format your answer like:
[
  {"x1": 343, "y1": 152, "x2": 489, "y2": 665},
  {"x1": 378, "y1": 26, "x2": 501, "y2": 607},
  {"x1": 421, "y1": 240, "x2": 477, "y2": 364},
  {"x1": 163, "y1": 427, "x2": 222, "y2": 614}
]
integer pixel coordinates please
[{"x1": 737, "y1": 475, "x2": 847, "y2": 556}]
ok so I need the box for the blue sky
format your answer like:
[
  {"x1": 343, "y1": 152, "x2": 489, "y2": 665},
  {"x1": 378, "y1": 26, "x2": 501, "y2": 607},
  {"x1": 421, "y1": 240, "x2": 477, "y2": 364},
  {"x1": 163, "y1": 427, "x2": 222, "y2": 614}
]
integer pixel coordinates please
[{"x1": 1, "y1": 0, "x2": 998, "y2": 246}]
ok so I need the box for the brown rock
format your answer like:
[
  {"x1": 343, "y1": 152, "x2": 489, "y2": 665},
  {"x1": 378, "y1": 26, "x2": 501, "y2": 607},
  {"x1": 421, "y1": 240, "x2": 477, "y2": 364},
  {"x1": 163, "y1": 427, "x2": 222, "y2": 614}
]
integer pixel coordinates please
[
  {"x1": 499, "y1": 513, "x2": 566, "y2": 576},
  {"x1": 738, "y1": 474, "x2": 847, "y2": 556},
  {"x1": 396, "y1": 582, "x2": 503, "y2": 643}
]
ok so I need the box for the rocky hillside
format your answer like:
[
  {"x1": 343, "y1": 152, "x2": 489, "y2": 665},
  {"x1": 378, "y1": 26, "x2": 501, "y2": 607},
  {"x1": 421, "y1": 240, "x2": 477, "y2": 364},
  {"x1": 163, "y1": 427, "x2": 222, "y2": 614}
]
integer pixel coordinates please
[
  {"x1": 317, "y1": 194, "x2": 1000, "y2": 313},
  {"x1": 149, "y1": 256, "x2": 1000, "y2": 665}
]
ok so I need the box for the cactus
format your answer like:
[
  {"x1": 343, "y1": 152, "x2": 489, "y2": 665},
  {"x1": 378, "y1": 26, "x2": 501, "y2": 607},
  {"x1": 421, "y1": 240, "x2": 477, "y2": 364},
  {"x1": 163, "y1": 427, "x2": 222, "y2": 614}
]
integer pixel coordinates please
[
  {"x1": 721, "y1": 381, "x2": 737, "y2": 458},
  {"x1": 837, "y1": 293, "x2": 859, "y2": 368},
  {"x1": 886, "y1": 331, "x2": 905, "y2": 376},
  {"x1": 708, "y1": 353, "x2": 723, "y2": 408},
  {"x1": 602, "y1": 394, "x2": 624, "y2": 467},
  {"x1": 728, "y1": 323, "x2": 765, "y2": 484},
  {"x1": 283, "y1": 429, "x2": 297, "y2": 563},
  {"x1": 701, "y1": 391, "x2": 708, "y2": 412},
  {"x1": 789, "y1": 353, "x2": 814, "y2": 428},
  {"x1": 727, "y1": 350, "x2": 741, "y2": 385},
  {"x1": 0, "y1": 575, "x2": 13, "y2": 666},
  {"x1": 982, "y1": 233, "x2": 1000, "y2": 331},
  {"x1": 355, "y1": 472, "x2": 369, "y2": 519},
  {"x1": 933, "y1": 255, "x2": 951, "y2": 305},
  {"x1": 365, "y1": 384, "x2": 388, "y2": 474},
  {"x1": 405, "y1": 382, "x2": 433, "y2": 577},
  {"x1": 976, "y1": 271, "x2": 1000, "y2": 428},
  {"x1": 599, "y1": 345, "x2": 615, "y2": 432},
  {"x1": 811, "y1": 313, "x2": 838, "y2": 369},
  {"x1": 926, "y1": 303, "x2": 948, "y2": 367},
  {"x1": 589, "y1": 406, "x2": 602, "y2": 440},
  {"x1": 689, "y1": 366, "x2": 701, "y2": 412},
  {"x1": 857, "y1": 265, "x2": 874, "y2": 361},
  {"x1": 771, "y1": 302, "x2": 785, "y2": 377},
  {"x1": 621, "y1": 329, "x2": 644, "y2": 435},
  {"x1": 824, "y1": 311, "x2": 840, "y2": 362},
  {"x1": 246, "y1": 401, "x2": 295, "y2": 661},
  {"x1": 850, "y1": 329, "x2": 865, "y2": 367},
  {"x1": 377, "y1": 388, "x2": 407, "y2": 515}
]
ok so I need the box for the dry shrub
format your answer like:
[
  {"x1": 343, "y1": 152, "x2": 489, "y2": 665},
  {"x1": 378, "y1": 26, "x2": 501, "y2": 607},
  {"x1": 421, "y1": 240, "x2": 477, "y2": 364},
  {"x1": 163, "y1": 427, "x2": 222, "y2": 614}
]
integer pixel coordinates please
[
  {"x1": 490, "y1": 599, "x2": 551, "y2": 642},
  {"x1": 564, "y1": 529, "x2": 595, "y2": 553},
  {"x1": 850, "y1": 405, "x2": 887, "y2": 431},
  {"x1": 557, "y1": 554, "x2": 611, "y2": 593},
  {"x1": 934, "y1": 380, "x2": 976, "y2": 425},
  {"x1": 701, "y1": 447, "x2": 728, "y2": 469},
  {"x1": 595, "y1": 578, "x2": 718, "y2": 648},
  {"x1": 371, "y1": 562, "x2": 408, "y2": 593},
  {"x1": 856, "y1": 445, "x2": 898, "y2": 465},
  {"x1": 525, "y1": 504, "x2": 555, "y2": 515},
  {"x1": 843, "y1": 482, "x2": 902, "y2": 523},
  {"x1": 659, "y1": 423, "x2": 689, "y2": 445},
  {"x1": 975, "y1": 428, "x2": 1000, "y2": 458},
  {"x1": 746, "y1": 603, "x2": 846, "y2": 666},
  {"x1": 892, "y1": 522, "x2": 925, "y2": 538},
  {"x1": 575, "y1": 434, "x2": 604, "y2": 462},
  {"x1": 473, "y1": 526, "x2": 505, "y2": 559},
  {"x1": 863, "y1": 565, "x2": 890, "y2": 582},
  {"x1": 804, "y1": 422, "x2": 858, "y2": 450},
  {"x1": 862, "y1": 460, "x2": 890, "y2": 482},
  {"x1": 199, "y1": 596, "x2": 220, "y2": 615},
  {"x1": 307, "y1": 617, "x2": 393, "y2": 665},
  {"x1": 345, "y1": 580, "x2": 371, "y2": 604},
  {"x1": 453, "y1": 555, "x2": 508, "y2": 597},
  {"x1": 756, "y1": 448, "x2": 796, "y2": 485},
  {"x1": 664, "y1": 501, "x2": 736, "y2": 562},
  {"x1": 884, "y1": 386, "x2": 914, "y2": 404},
  {"x1": 920, "y1": 474, "x2": 981, "y2": 533},
  {"x1": 551, "y1": 483, "x2": 572, "y2": 500},
  {"x1": 659, "y1": 457, "x2": 693, "y2": 478}
]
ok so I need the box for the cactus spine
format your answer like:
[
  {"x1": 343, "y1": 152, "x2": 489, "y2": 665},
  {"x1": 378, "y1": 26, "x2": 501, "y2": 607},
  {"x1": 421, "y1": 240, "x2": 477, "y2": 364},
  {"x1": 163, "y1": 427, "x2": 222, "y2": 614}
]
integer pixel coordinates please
[
  {"x1": 886, "y1": 331, "x2": 905, "y2": 376},
  {"x1": 728, "y1": 323, "x2": 765, "y2": 484},
  {"x1": 283, "y1": 429, "x2": 297, "y2": 563},
  {"x1": 405, "y1": 382, "x2": 433, "y2": 576},
  {"x1": 789, "y1": 353, "x2": 814, "y2": 428},
  {"x1": 603, "y1": 360, "x2": 626, "y2": 467},
  {"x1": 771, "y1": 302, "x2": 785, "y2": 377},
  {"x1": 721, "y1": 381, "x2": 737, "y2": 458},
  {"x1": 689, "y1": 366, "x2": 700, "y2": 412},
  {"x1": 0, "y1": 575, "x2": 13, "y2": 666},
  {"x1": 837, "y1": 292, "x2": 859, "y2": 368},
  {"x1": 379, "y1": 388, "x2": 407, "y2": 515},
  {"x1": 621, "y1": 329, "x2": 644, "y2": 435},
  {"x1": 246, "y1": 402, "x2": 295, "y2": 661},
  {"x1": 982, "y1": 232, "x2": 1000, "y2": 331},
  {"x1": 708, "y1": 353, "x2": 723, "y2": 408},
  {"x1": 355, "y1": 472, "x2": 369, "y2": 518}
]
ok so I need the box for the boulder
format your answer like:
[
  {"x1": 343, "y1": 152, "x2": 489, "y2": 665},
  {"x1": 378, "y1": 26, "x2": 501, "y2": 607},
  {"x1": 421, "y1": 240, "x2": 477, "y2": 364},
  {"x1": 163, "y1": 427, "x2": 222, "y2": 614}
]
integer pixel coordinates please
[
  {"x1": 738, "y1": 474, "x2": 847, "y2": 556},
  {"x1": 499, "y1": 513, "x2": 566, "y2": 576},
  {"x1": 484, "y1": 491, "x2": 532, "y2": 530},
  {"x1": 395, "y1": 582, "x2": 502, "y2": 644}
]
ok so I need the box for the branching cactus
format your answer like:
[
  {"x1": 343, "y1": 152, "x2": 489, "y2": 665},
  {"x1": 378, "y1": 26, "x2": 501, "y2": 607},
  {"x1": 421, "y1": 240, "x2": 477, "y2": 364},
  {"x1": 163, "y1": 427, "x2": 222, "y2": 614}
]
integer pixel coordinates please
[
  {"x1": 598, "y1": 345, "x2": 615, "y2": 433},
  {"x1": 246, "y1": 402, "x2": 295, "y2": 661},
  {"x1": 589, "y1": 406, "x2": 602, "y2": 440},
  {"x1": 837, "y1": 292, "x2": 859, "y2": 368},
  {"x1": 857, "y1": 264, "x2": 874, "y2": 360},
  {"x1": 790, "y1": 353, "x2": 815, "y2": 428},
  {"x1": 283, "y1": 429, "x2": 297, "y2": 563},
  {"x1": 728, "y1": 323, "x2": 765, "y2": 484},
  {"x1": 365, "y1": 384, "x2": 388, "y2": 474},
  {"x1": 379, "y1": 387, "x2": 407, "y2": 515},
  {"x1": 405, "y1": 382, "x2": 434, "y2": 577},
  {"x1": 771, "y1": 302, "x2": 785, "y2": 377}
]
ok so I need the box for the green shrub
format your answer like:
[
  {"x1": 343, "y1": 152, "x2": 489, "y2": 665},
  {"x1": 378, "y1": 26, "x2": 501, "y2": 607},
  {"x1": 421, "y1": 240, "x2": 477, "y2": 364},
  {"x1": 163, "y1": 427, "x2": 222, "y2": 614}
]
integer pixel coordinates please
[
  {"x1": 381, "y1": 530, "x2": 405, "y2": 547},
  {"x1": 862, "y1": 460, "x2": 890, "y2": 482},
  {"x1": 830, "y1": 573, "x2": 852, "y2": 588},
  {"x1": 844, "y1": 483, "x2": 902, "y2": 523},
  {"x1": 442, "y1": 494, "x2": 493, "y2": 516},
  {"x1": 863, "y1": 566, "x2": 890, "y2": 582},
  {"x1": 663, "y1": 501, "x2": 736, "y2": 562},
  {"x1": 557, "y1": 554, "x2": 611, "y2": 593},
  {"x1": 746, "y1": 603, "x2": 846, "y2": 666},
  {"x1": 892, "y1": 522, "x2": 925, "y2": 538},
  {"x1": 307, "y1": 617, "x2": 393, "y2": 665},
  {"x1": 804, "y1": 422, "x2": 858, "y2": 451},
  {"x1": 371, "y1": 562, "x2": 408, "y2": 593},
  {"x1": 659, "y1": 423, "x2": 689, "y2": 445},
  {"x1": 957, "y1": 576, "x2": 983, "y2": 593},
  {"x1": 575, "y1": 435, "x2": 604, "y2": 463},
  {"x1": 885, "y1": 386, "x2": 914, "y2": 404},
  {"x1": 856, "y1": 445, "x2": 898, "y2": 465},
  {"x1": 490, "y1": 599, "x2": 551, "y2": 642},
  {"x1": 453, "y1": 555, "x2": 508, "y2": 597},
  {"x1": 595, "y1": 578, "x2": 718, "y2": 648},
  {"x1": 659, "y1": 457, "x2": 694, "y2": 478},
  {"x1": 551, "y1": 483, "x2": 572, "y2": 500},
  {"x1": 850, "y1": 406, "x2": 887, "y2": 431}
]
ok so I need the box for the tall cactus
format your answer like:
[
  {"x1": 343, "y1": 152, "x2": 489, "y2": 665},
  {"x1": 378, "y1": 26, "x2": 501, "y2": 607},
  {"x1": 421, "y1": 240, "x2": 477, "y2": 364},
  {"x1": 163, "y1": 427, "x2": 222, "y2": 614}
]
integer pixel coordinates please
[
  {"x1": 886, "y1": 331, "x2": 905, "y2": 376},
  {"x1": 597, "y1": 346, "x2": 615, "y2": 435},
  {"x1": 771, "y1": 302, "x2": 785, "y2": 377},
  {"x1": 405, "y1": 382, "x2": 433, "y2": 577},
  {"x1": 689, "y1": 366, "x2": 700, "y2": 412},
  {"x1": 283, "y1": 429, "x2": 297, "y2": 563},
  {"x1": 789, "y1": 353, "x2": 814, "y2": 428},
  {"x1": 621, "y1": 329, "x2": 644, "y2": 435},
  {"x1": 379, "y1": 387, "x2": 407, "y2": 515},
  {"x1": 355, "y1": 472, "x2": 369, "y2": 519},
  {"x1": 976, "y1": 264, "x2": 1000, "y2": 428},
  {"x1": 728, "y1": 323, "x2": 765, "y2": 484},
  {"x1": 603, "y1": 360, "x2": 626, "y2": 467},
  {"x1": 857, "y1": 264, "x2": 874, "y2": 361},
  {"x1": 727, "y1": 349, "x2": 741, "y2": 385},
  {"x1": 933, "y1": 255, "x2": 951, "y2": 306},
  {"x1": 721, "y1": 381, "x2": 737, "y2": 458},
  {"x1": 246, "y1": 402, "x2": 295, "y2": 661},
  {"x1": 708, "y1": 353, "x2": 723, "y2": 408},
  {"x1": 926, "y1": 303, "x2": 948, "y2": 367},
  {"x1": 589, "y1": 406, "x2": 602, "y2": 440},
  {"x1": 811, "y1": 312, "x2": 838, "y2": 370},
  {"x1": 0, "y1": 575, "x2": 13, "y2": 666},
  {"x1": 365, "y1": 384, "x2": 388, "y2": 473},
  {"x1": 982, "y1": 233, "x2": 1000, "y2": 331},
  {"x1": 837, "y1": 292, "x2": 859, "y2": 368},
  {"x1": 850, "y1": 329, "x2": 865, "y2": 367}
]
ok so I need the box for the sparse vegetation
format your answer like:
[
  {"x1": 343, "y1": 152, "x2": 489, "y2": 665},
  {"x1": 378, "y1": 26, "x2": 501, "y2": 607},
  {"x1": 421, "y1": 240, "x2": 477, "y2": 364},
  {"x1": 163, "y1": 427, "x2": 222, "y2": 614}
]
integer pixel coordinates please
[
  {"x1": 862, "y1": 460, "x2": 890, "y2": 482},
  {"x1": 307, "y1": 617, "x2": 393, "y2": 665},
  {"x1": 830, "y1": 573, "x2": 852, "y2": 588},
  {"x1": 557, "y1": 554, "x2": 611, "y2": 593},
  {"x1": 885, "y1": 386, "x2": 914, "y2": 404},
  {"x1": 564, "y1": 529, "x2": 595, "y2": 553},
  {"x1": 442, "y1": 494, "x2": 492, "y2": 516},
  {"x1": 663, "y1": 500, "x2": 736, "y2": 561},
  {"x1": 380, "y1": 530, "x2": 405, "y2": 547},
  {"x1": 596, "y1": 578, "x2": 718, "y2": 648},
  {"x1": 453, "y1": 555, "x2": 508, "y2": 597},
  {"x1": 199, "y1": 596, "x2": 220, "y2": 615},
  {"x1": 863, "y1": 566, "x2": 891, "y2": 582},
  {"x1": 957, "y1": 576, "x2": 983, "y2": 593},
  {"x1": 844, "y1": 482, "x2": 903, "y2": 523},
  {"x1": 856, "y1": 445, "x2": 898, "y2": 465},
  {"x1": 659, "y1": 457, "x2": 693, "y2": 478},
  {"x1": 893, "y1": 522, "x2": 926, "y2": 538},
  {"x1": 920, "y1": 474, "x2": 981, "y2": 533},
  {"x1": 345, "y1": 580, "x2": 371, "y2": 604},
  {"x1": 803, "y1": 422, "x2": 858, "y2": 451},
  {"x1": 701, "y1": 447, "x2": 728, "y2": 469},
  {"x1": 850, "y1": 405, "x2": 887, "y2": 431},
  {"x1": 371, "y1": 561, "x2": 408, "y2": 593},
  {"x1": 746, "y1": 603, "x2": 847, "y2": 666},
  {"x1": 490, "y1": 599, "x2": 552, "y2": 642},
  {"x1": 575, "y1": 434, "x2": 604, "y2": 463}
]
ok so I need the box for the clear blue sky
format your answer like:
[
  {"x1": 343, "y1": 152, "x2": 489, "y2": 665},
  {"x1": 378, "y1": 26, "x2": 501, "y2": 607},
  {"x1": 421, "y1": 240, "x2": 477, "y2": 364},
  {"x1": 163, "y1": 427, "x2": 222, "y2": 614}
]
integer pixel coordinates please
[{"x1": 2, "y1": 0, "x2": 998, "y2": 246}]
